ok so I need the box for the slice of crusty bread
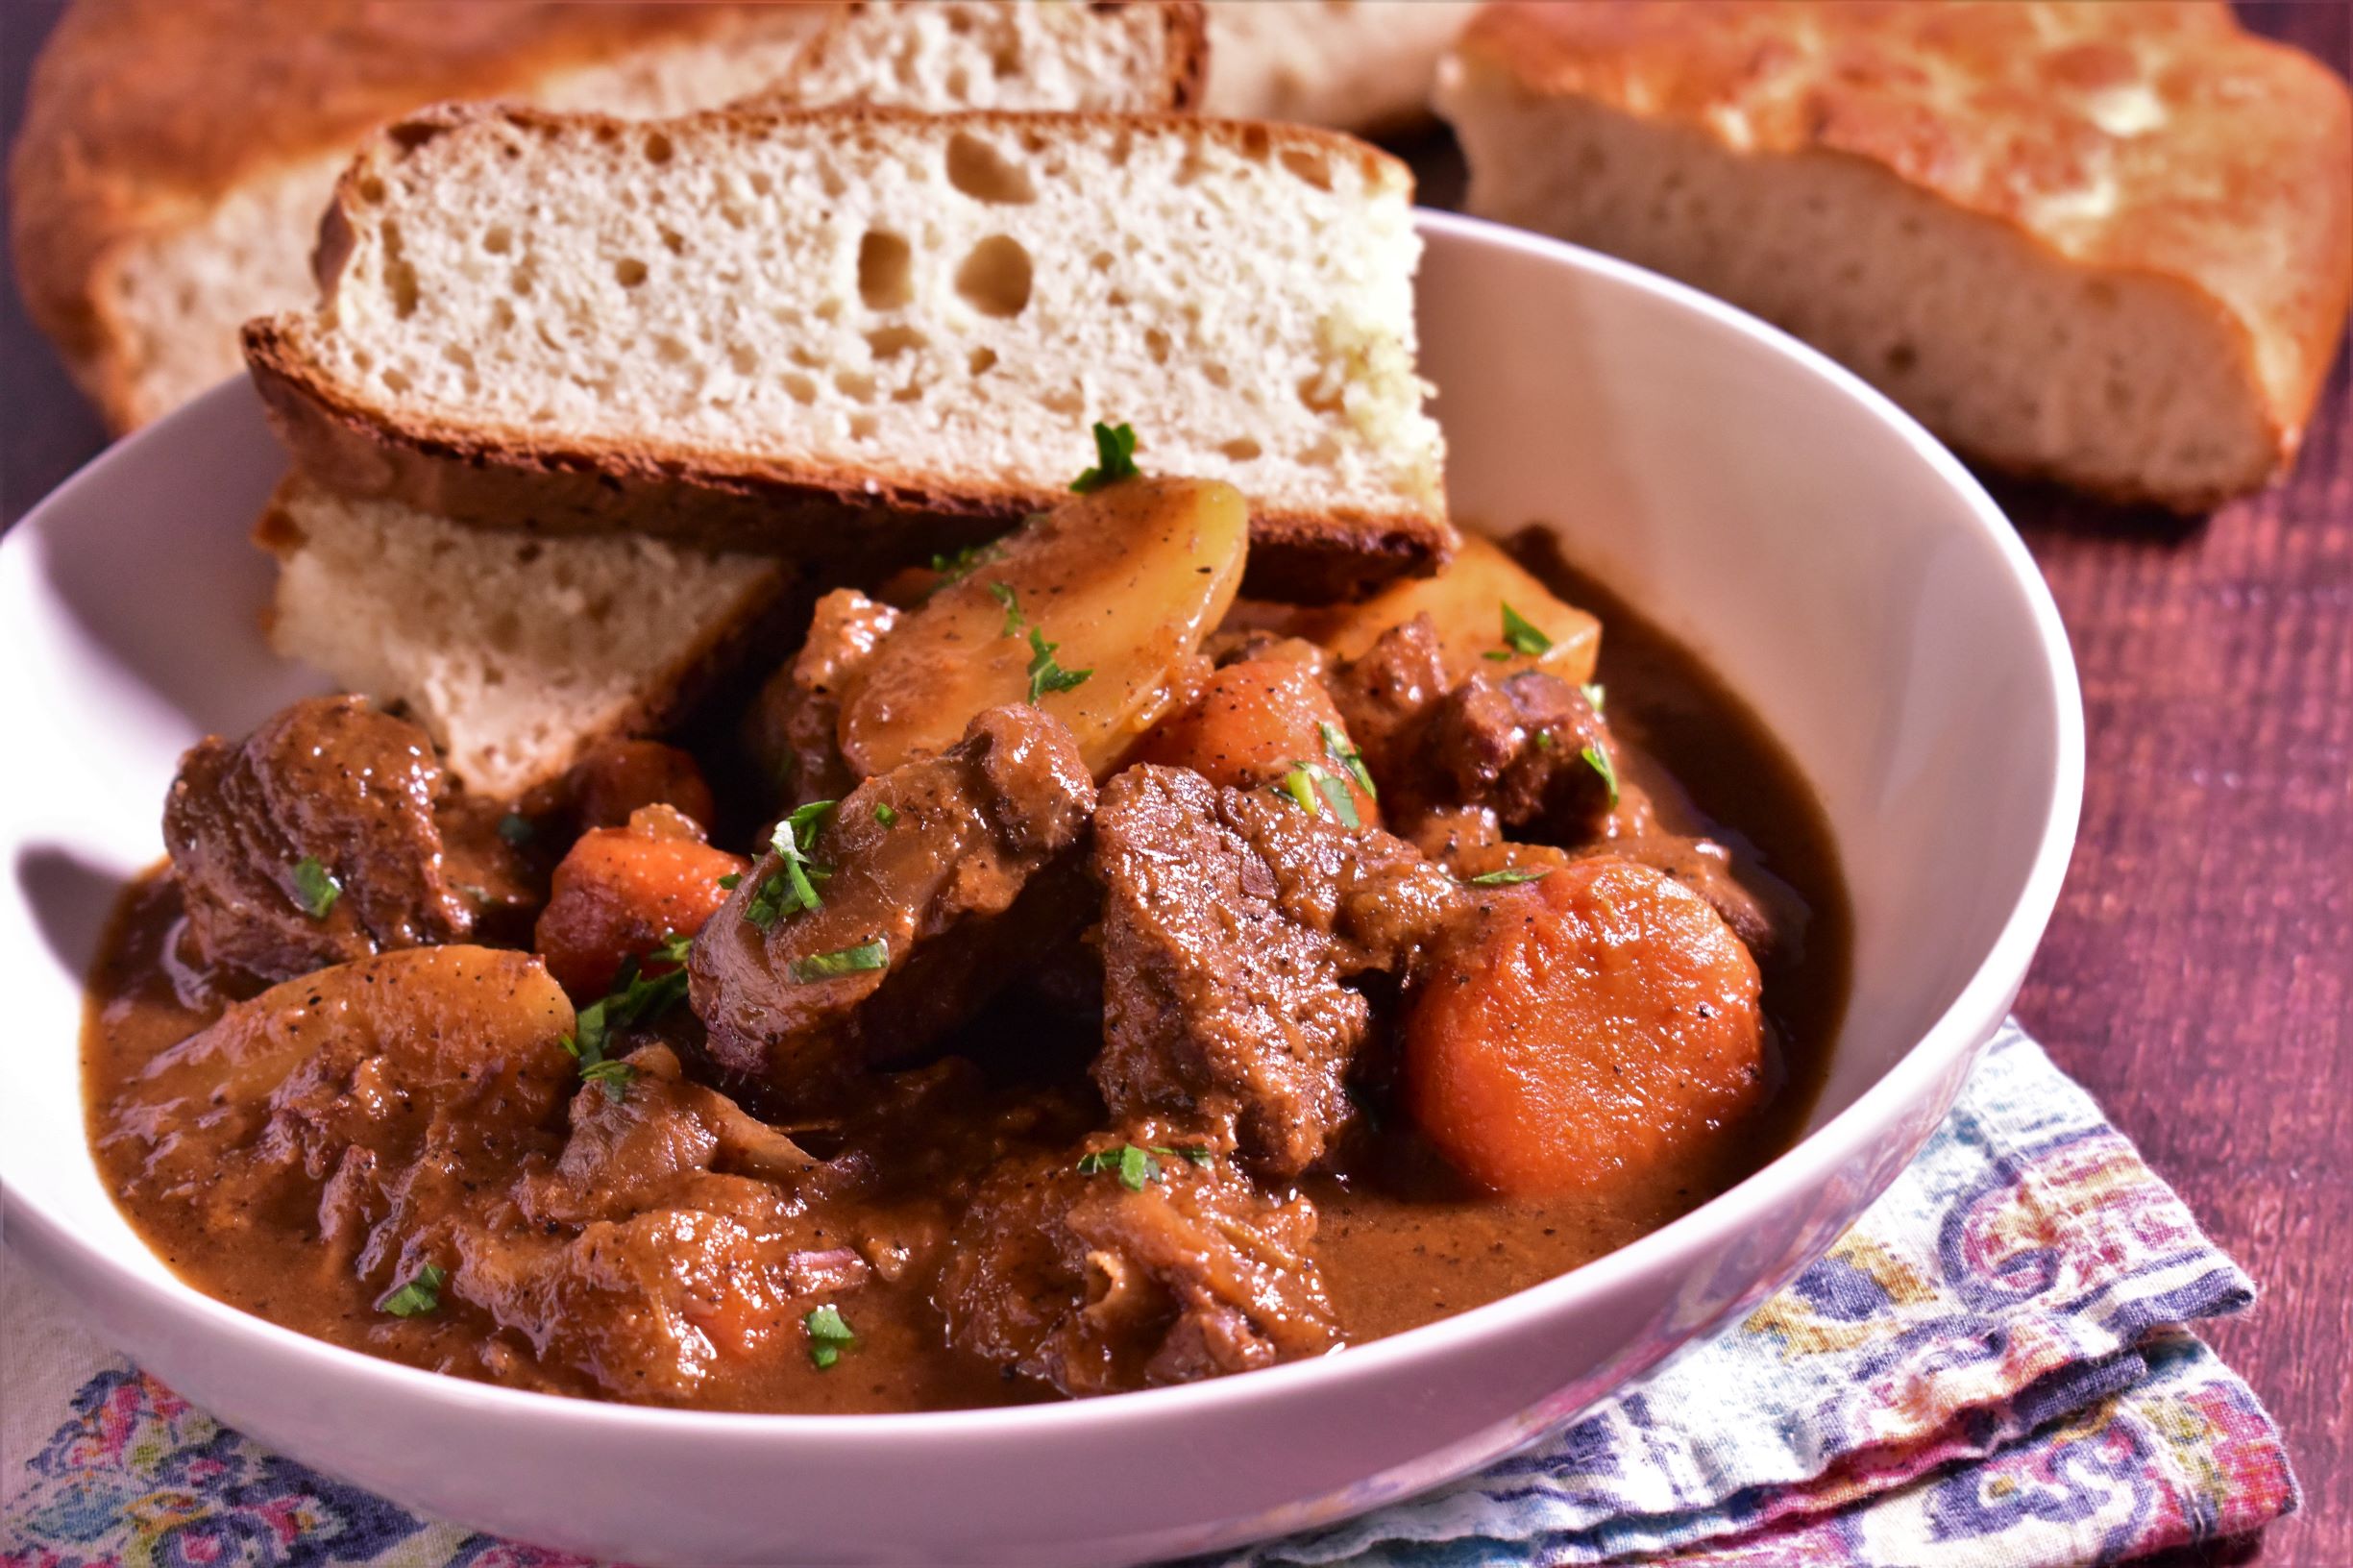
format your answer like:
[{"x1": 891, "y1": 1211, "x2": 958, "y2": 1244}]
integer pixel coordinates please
[
  {"x1": 11, "y1": 1, "x2": 1205, "y2": 435},
  {"x1": 257, "y1": 475, "x2": 791, "y2": 800},
  {"x1": 1200, "y1": 1, "x2": 1467, "y2": 135},
  {"x1": 767, "y1": 1, "x2": 1204, "y2": 114},
  {"x1": 242, "y1": 103, "x2": 1450, "y2": 600},
  {"x1": 11, "y1": 1, "x2": 840, "y2": 433},
  {"x1": 1436, "y1": 1, "x2": 2353, "y2": 511}
]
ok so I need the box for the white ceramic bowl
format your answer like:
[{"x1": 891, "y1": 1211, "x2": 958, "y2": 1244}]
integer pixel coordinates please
[{"x1": 0, "y1": 212, "x2": 2081, "y2": 1566}]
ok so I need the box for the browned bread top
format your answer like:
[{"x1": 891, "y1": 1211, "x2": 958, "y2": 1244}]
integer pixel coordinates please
[{"x1": 1457, "y1": 0, "x2": 2353, "y2": 446}]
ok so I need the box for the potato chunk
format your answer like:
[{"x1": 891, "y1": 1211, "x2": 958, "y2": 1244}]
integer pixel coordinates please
[
  {"x1": 840, "y1": 478, "x2": 1249, "y2": 778},
  {"x1": 1249, "y1": 535, "x2": 1601, "y2": 688}
]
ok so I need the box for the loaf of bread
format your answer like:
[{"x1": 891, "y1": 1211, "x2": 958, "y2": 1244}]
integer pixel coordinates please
[
  {"x1": 257, "y1": 476, "x2": 791, "y2": 799},
  {"x1": 1437, "y1": 0, "x2": 2353, "y2": 510},
  {"x1": 770, "y1": 1, "x2": 1204, "y2": 113},
  {"x1": 1201, "y1": 1, "x2": 1466, "y2": 135},
  {"x1": 10, "y1": 0, "x2": 1203, "y2": 433},
  {"x1": 242, "y1": 103, "x2": 1449, "y2": 599}
]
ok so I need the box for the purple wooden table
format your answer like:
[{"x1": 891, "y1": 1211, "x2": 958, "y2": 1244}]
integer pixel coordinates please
[{"x1": 2, "y1": 3, "x2": 2346, "y2": 1562}]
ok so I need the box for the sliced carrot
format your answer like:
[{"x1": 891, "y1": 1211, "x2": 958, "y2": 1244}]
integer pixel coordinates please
[
  {"x1": 1137, "y1": 659, "x2": 1379, "y2": 825},
  {"x1": 534, "y1": 815, "x2": 748, "y2": 998},
  {"x1": 1404, "y1": 856, "x2": 1764, "y2": 1196}
]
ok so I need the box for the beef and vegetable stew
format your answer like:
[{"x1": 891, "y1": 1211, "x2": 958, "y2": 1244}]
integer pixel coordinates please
[{"x1": 85, "y1": 456, "x2": 1848, "y2": 1413}]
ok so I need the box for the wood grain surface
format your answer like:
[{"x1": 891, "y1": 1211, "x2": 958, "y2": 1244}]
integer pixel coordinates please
[{"x1": 2, "y1": 3, "x2": 2346, "y2": 1562}]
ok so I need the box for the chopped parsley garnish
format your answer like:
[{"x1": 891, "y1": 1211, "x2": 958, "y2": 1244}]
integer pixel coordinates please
[
  {"x1": 1534, "y1": 730, "x2": 1558, "y2": 751},
  {"x1": 1319, "y1": 722, "x2": 1377, "y2": 799},
  {"x1": 377, "y1": 1263, "x2": 447, "y2": 1317},
  {"x1": 496, "y1": 813, "x2": 536, "y2": 847},
  {"x1": 788, "y1": 937, "x2": 890, "y2": 984},
  {"x1": 717, "y1": 872, "x2": 742, "y2": 890},
  {"x1": 1024, "y1": 625, "x2": 1092, "y2": 704},
  {"x1": 989, "y1": 580, "x2": 1023, "y2": 635},
  {"x1": 1581, "y1": 742, "x2": 1621, "y2": 807},
  {"x1": 804, "y1": 1304, "x2": 856, "y2": 1369},
  {"x1": 1274, "y1": 762, "x2": 1360, "y2": 829},
  {"x1": 1077, "y1": 1143, "x2": 1166, "y2": 1190},
  {"x1": 1069, "y1": 421, "x2": 1140, "y2": 493},
  {"x1": 1580, "y1": 682, "x2": 1606, "y2": 713},
  {"x1": 558, "y1": 933, "x2": 694, "y2": 1100},
  {"x1": 1499, "y1": 601, "x2": 1554, "y2": 657},
  {"x1": 747, "y1": 799, "x2": 836, "y2": 930},
  {"x1": 1468, "y1": 867, "x2": 1552, "y2": 887},
  {"x1": 930, "y1": 539, "x2": 1006, "y2": 588},
  {"x1": 1180, "y1": 1146, "x2": 1213, "y2": 1166},
  {"x1": 873, "y1": 801, "x2": 898, "y2": 827},
  {"x1": 289, "y1": 856, "x2": 340, "y2": 920}
]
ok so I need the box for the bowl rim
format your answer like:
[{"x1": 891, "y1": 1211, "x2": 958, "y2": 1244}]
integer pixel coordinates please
[{"x1": 0, "y1": 208, "x2": 2084, "y2": 1442}]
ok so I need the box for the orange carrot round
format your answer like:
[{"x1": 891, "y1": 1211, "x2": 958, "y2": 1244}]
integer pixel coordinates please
[
  {"x1": 534, "y1": 810, "x2": 748, "y2": 998},
  {"x1": 1405, "y1": 856, "x2": 1764, "y2": 1196},
  {"x1": 1138, "y1": 659, "x2": 1378, "y2": 824}
]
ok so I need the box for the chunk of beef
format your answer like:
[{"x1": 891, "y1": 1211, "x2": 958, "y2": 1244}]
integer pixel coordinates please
[
  {"x1": 690, "y1": 704, "x2": 1096, "y2": 1097},
  {"x1": 1327, "y1": 617, "x2": 1620, "y2": 850},
  {"x1": 162, "y1": 697, "x2": 491, "y2": 982},
  {"x1": 1091, "y1": 766, "x2": 1461, "y2": 1178},
  {"x1": 744, "y1": 588, "x2": 900, "y2": 803},
  {"x1": 938, "y1": 1132, "x2": 1339, "y2": 1397}
]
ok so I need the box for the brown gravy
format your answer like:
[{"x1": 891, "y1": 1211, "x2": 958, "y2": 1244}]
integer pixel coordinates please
[{"x1": 83, "y1": 542, "x2": 1849, "y2": 1411}]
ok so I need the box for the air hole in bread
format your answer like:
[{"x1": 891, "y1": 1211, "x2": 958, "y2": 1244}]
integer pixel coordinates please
[
  {"x1": 483, "y1": 226, "x2": 512, "y2": 256},
  {"x1": 645, "y1": 133, "x2": 675, "y2": 166},
  {"x1": 356, "y1": 177, "x2": 387, "y2": 205},
  {"x1": 659, "y1": 227, "x2": 686, "y2": 257},
  {"x1": 1239, "y1": 126, "x2": 1272, "y2": 163},
  {"x1": 849, "y1": 412, "x2": 879, "y2": 440},
  {"x1": 946, "y1": 66, "x2": 973, "y2": 98},
  {"x1": 729, "y1": 344, "x2": 758, "y2": 376},
  {"x1": 859, "y1": 232, "x2": 915, "y2": 310},
  {"x1": 1089, "y1": 251, "x2": 1115, "y2": 273},
  {"x1": 955, "y1": 236, "x2": 1032, "y2": 318},
  {"x1": 946, "y1": 134, "x2": 1038, "y2": 205},
  {"x1": 1220, "y1": 438, "x2": 1262, "y2": 462},
  {"x1": 892, "y1": 380, "x2": 926, "y2": 404},
  {"x1": 967, "y1": 346, "x2": 997, "y2": 377},
  {"x1": 1204, "y1": 362, "x2": 1231, "y2": 389},
  {"x1": 749, "y1": 171, "x2": 774, "y2": 198},
  {"x1": 615, "y1": 257, "x2": 650, "y2": 288},
  {"x1": 655, "y1": 335, "x2": 691, "y2": 365},
  {"x1": 1280, "y1": 148, "x2": 1334, "y2": 192},
  {"x1": 782, "y1": 372, "x2": 818, "y2": 405},
  {"x1": 1042, "y1": 384, "x2": 1083, "y2": 416},
  {"x1": 442, "y1": 343, "x2": 476, "y2": 372},
  {"x1": 836, "y1": 369, "x2": 877, "y2": 403},
  {"x1": 491, "y1": 298, "x2": 515, "y2": 331},
  {"x1": 1145, "y1": 329, "x2": 1171, "y2": 365},
  {"x1": 1296, "y1": 372, "x2": 1345, "y2": 416},
  {"x1": 381, "y1": 368, "x2": 412, "y2": 394},
  {"x1": 867, "y1": 326, "x2": 927, "y2": 360},
  {"x1": 991, "y1": 35, "x2": 1023, "y2": 79}
]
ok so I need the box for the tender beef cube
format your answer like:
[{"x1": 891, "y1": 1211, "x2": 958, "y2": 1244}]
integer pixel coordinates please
[
  {"x1": 938, "y1": 1134, "x2": 1339, "y2": 1397},
  {"x1": 1324, "y1": 613, "x2": 1452, "y2": 785},
  {"x1": 1091, "y1": 767, "x2": 1461, "y2": 1178},
  {"x1": 163, "y1": 697, "x2": 487, "y2": 982},
  {"x1": 1327, "y1": 618, "x2": 1618, "y2": 849},
  {"x1": 1424, "y1": 669, "x2": 1613, "y2": 836},
  {"x1": 744, "y1": 588, "x2": 900, "y2": 803},
  {"x1": 691, "y1": 704, "x2": 1096, "y2": 1097}
]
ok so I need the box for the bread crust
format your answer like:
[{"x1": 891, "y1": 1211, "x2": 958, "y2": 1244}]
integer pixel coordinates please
[
  {"x1": 1450, "y1": 0, "x2": 2353, "y2": 506},
  {"x1": 244, "y1": 100, "x2": 1443, "y2": 600},
  {"x1": 11, "y1": 0, "x2": 839, "y2": 432}
]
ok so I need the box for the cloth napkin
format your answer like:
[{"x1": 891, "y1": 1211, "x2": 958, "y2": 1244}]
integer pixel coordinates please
[{"x1": 2, "y1": 1022, "x2": 2296, "y2": 1568}]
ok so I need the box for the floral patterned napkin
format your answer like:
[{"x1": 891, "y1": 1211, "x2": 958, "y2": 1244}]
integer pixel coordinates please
[{"x1": 3, "y1": 1022, "x2": 2295, "y2": 1568}]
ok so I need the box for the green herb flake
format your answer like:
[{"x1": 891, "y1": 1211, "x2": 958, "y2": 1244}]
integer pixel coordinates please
[
  {"x1": 718, "y1": 872, "x2": 742, "y2": 890},
  {"x1": 1181, "y1": 1146, "x2": 1213, "y2": 1166},
  {"x1": 804, "y1": 1303, "x2": 856, "y2": 1369},
  {"x1": 930, "y1": 539, "x2": 1005, "y2": 588},
  {"x1": 989, "y1": 580, "x2": 1023, "y2": 636},
  {"x1": 1499, "y1": 601, "x2": 1554, "y2": 658},
  {"x1": 1580, "y1": 682, "x2": 1606, "y2": 713},
  {"x1": 1467, "y1": 866, "x2": 1553, "y2": 887},
  {"x1": 1311, "y1": 769, "x2": 1360, "y2": 829},
  {"x1": 788, "y1": 937, "x2": 890, "y2": 984},
  {"x1": 874, "y1": 802, "x2": 898, "y2": 827},
  {"x1": 1278, "y1": 767, "x2": 1321, "y2": 817},
  {"x1": 744, "y1": 872, "x2": 793, "y2": 932},
  {"x1": 755, "y1": 799, "x2": 838, "y2": 922},
  {"x1": 377, "y1": 1263, "x2": 447, "y2": 1317},
  {"x1": 1069, "y1": 421, "x2": 1140, "y2": 493},
  {"x1": 1116, "y1": 1144, "x2": 1158, "y2": 1190},
  {"x1": 496, "y1": 813, "x2": 536, "y2": 847},
  {"x1": 1581, "y1": 743, "x2": 1621, "y2": 807},
  {"x1": 1318, "y1": 722, "x2": 1377, "y2": 799},
  {"x1": 289, "y1": 856, "x2": 340, "y2": 920},
  {"x1": 1025, "y1": 625, "x2": 1092, "y2": 704}
]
